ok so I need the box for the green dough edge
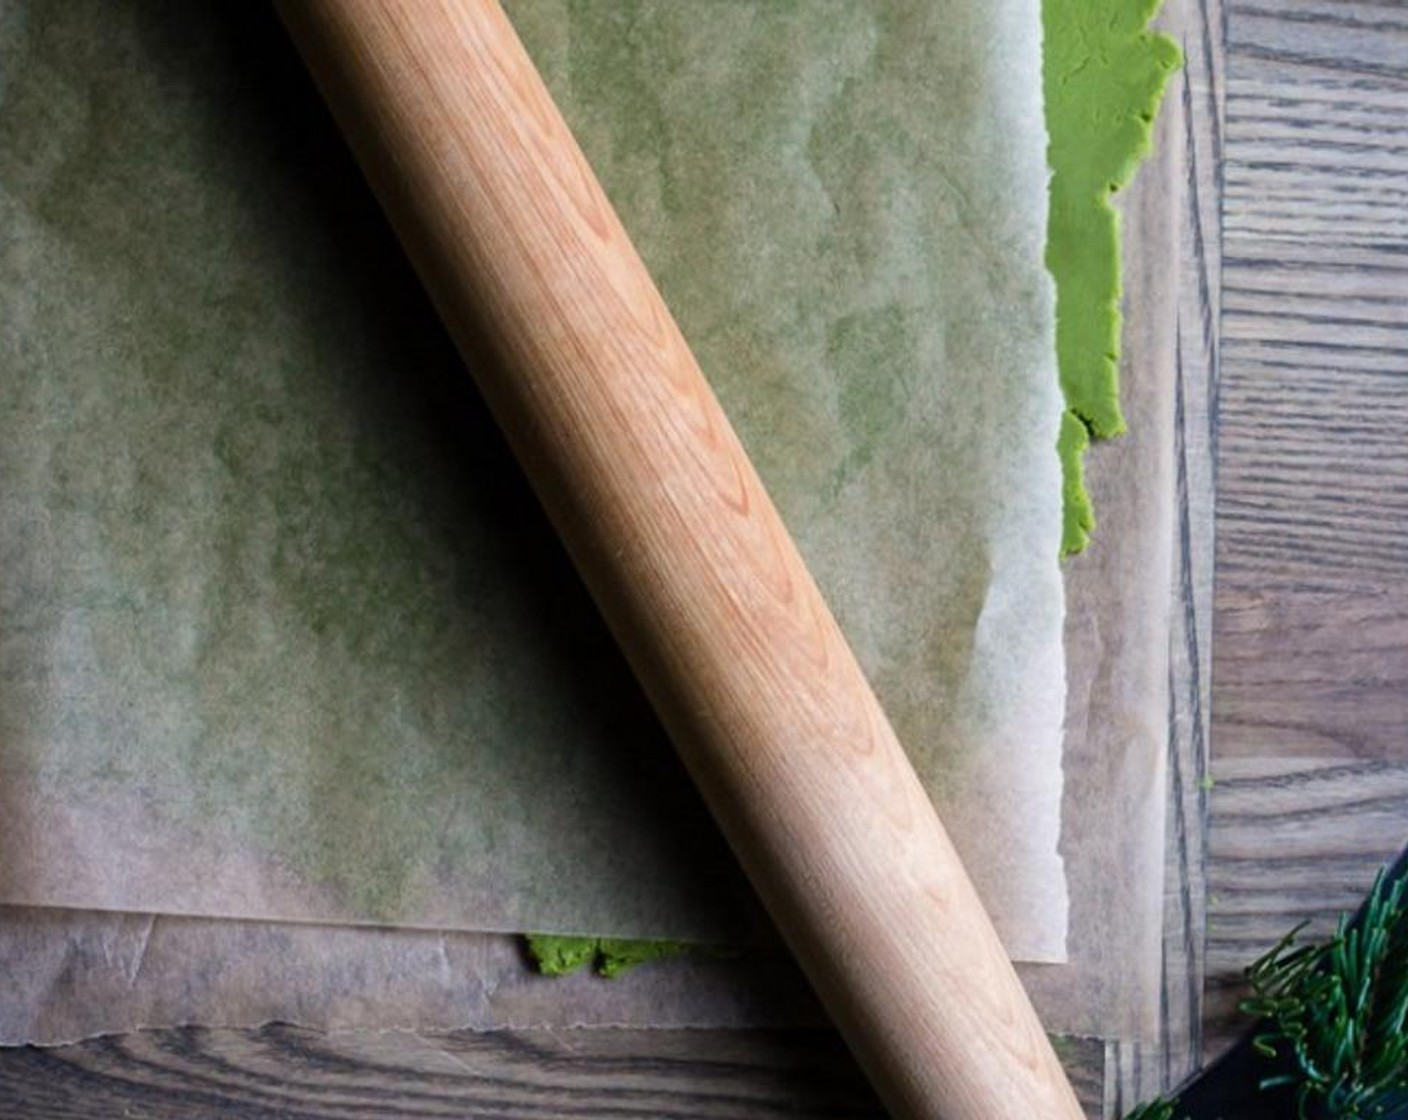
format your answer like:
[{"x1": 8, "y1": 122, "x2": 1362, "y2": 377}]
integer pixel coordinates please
[
  {"x1": 524, "y1": 1, "x2": 1181, "y2": 973},
  {"x1": 1058, "y1": 410, "x2": 1095, "y2": 556},
  {"x1": 1046, "y1": 0, "x2": 1181, "y2": 553},
  {"x1": 525, "y1": 934, "x2": 690, "y2": 978}
]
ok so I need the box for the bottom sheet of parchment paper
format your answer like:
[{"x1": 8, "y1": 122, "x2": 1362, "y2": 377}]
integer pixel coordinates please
[
  {"x1": 0, "y1": 210, "x2": 1174, "y2": 1038},
  {"x1": 0, "y1": 910, "x2": 826, "y2": 1046},
  {"x1": 0, "y1": 308, "x2": 1173, "y2": 1042},
  {"x1": 0, "y1": 0, "x2": 1180, "y2": 1044}
]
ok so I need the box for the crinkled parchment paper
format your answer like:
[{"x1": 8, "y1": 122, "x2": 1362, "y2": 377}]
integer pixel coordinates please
[{"x1": 0, "y1": 0, "x2": 1067, "y2": 955}]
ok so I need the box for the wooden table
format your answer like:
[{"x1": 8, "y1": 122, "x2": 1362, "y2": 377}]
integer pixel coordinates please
[
  {"x1": 1, "y1": 2, "x2": 1404, "y2": 1116},
  {"x1": 1203, "y1": 0, "x2": 1408, "y2": 1063}
]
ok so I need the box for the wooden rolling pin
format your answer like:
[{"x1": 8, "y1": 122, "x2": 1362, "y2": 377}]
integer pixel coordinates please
[{"x1": 276, "y1": 4, "x2": 1084, "y2": 1117}]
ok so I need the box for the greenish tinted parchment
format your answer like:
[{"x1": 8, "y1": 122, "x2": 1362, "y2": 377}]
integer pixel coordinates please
[
  {"x1": 0, "y1": 0, "x2": 1068, "y2": 961},
  {"x1": 527, "y1": 0, "x2": 1179, "y2": 972},
  {"x1": 509, "y1": 0, "x2": 1070, "y2": 960},
  {"x1": 0, "y1": 1, "x2": 737, "y2": 939}
]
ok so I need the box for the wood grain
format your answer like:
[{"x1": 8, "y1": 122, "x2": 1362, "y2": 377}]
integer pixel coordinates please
[
  {"x1": 1213, "y1": 0, "x2": 1408, "y2": 761},
  {"x1": 1204, "y1": 758, "x2": 1408, "y2": 1057},
  {"x1": 1202, "y1": 0, "x2": 1408, "y2": 1066},
  {"x1": 271, "y1": 4, "x2": 1082, "y2": 1118},
  {"x1": 0, "y1": 1026, "x2": 1107, "y2": 1120},
  {"x1": 0, "y1": 1028, "x2": 883, "y2": 1120},
  {"x1": 1229, "y1": 1, "x2": 1408, "y2": 85}
]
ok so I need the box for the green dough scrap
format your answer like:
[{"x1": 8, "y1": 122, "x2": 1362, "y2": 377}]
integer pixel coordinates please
[
  {"x1": 525, "y1": 934, "x2": 689, "y2": 978},
  {"x1": 596, "y1": 938, "x2": 692, "y2": 978},
  {"x1": 1046, "y1": 0, "x2": 1181, "y2": 549},
  {"x1": 524, "y1": 934, "x2": 600, "y2": 977},
  {"x1": 1058, "y1": 410, "x2": 1095, "y2": 556}
]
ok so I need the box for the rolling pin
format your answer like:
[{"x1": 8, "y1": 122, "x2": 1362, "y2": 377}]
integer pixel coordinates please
[{"x1": 275, "y1": 3, "x2": 1084, "y2": 1117}]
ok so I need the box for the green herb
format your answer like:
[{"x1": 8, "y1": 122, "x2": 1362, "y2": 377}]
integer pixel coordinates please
[
  {"x1": 1124, "y1": 1099, "x2": 1184, "y2": 1120},
  {"x1": 1240, "y1": 869, "x2": 1408, "y2": 1118},
  {"x1": 1124, "y1": 860, "x2": 1408, "y2": 1120}
]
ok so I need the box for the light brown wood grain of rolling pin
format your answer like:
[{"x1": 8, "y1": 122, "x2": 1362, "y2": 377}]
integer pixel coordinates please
[{"x1": 275, "y1": 3, "x2": 1084, "y2": 1117}]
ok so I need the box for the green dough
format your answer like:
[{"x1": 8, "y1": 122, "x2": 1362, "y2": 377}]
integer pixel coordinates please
[
  {"x1": 524, "y1": 934, "x2": 599, "y2": 977},
  {"x1": 1058, "y1": 410, "x2": 1095, "y2": 556},
  {"x1": 1045, "y1": 0, "x2": 1181, "y2": 550},
  {"x1": 525, "y1": 934, "x2": 689, "y2": 978},
  {"x1": 595, "y1": 938, "x2": 691, "y2": 978}
]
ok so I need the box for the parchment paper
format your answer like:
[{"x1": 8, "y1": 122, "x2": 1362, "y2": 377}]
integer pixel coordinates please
[
  {"x1": 0, "y1": 272, "x2": 1176, "y2": 1045},
  {"x1": 1019, "y1": 120, "x2": 1179, "y2": 1037},
  {"x1": 0, "y1": 907, "x2": 825, "y2": 1046},
  {"x1": 0, "y1": 0, "x2": 1067, "y2": 957},
  {"x1": 0, "y1": 0, "x2": 1182, "y2": 1047},
  {"x1": 0, "y1": 327, "x2": 1176, "y2": 1045},
  {"x1": 0, "y1": 383, "x2": 1175, "y2": 1042}
]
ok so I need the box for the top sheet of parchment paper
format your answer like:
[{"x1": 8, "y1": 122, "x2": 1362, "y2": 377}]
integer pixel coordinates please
[{"x1": 0, "y1": 0, "x2": 1067, "y2": 960}]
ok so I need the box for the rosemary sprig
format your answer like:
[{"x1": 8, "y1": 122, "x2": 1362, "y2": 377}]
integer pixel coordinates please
[
  {"x1": 1122, "y1": 855, "x2": 1408, "y2": 1120},
  {"x1": 1240, "y1": 868, "x2": 1408, "y2": 1118},
  {"x1": 1123, "y1": 1099, "x2": 1181, "y2": 1120}
]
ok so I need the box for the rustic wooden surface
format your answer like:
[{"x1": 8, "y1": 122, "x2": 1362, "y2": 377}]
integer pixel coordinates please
[
  {"x1": 0, "y1": 1026, "x2": 1108, "y2": 1120},
  {"x1": 1214, "y1": 2, "x2": 1408, "y2": 763},
  {"x1": 1204, "y1": 0, "x2": 1408, "y2": 1076},
  {"x1": 2, "y1": 1, "x2": 1404, "y2": 1118}
]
